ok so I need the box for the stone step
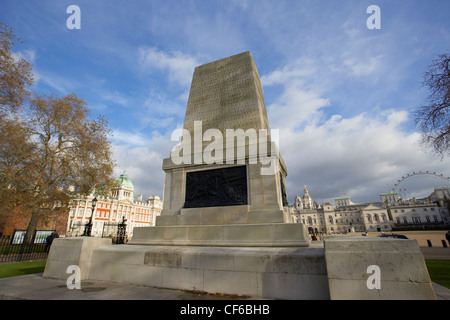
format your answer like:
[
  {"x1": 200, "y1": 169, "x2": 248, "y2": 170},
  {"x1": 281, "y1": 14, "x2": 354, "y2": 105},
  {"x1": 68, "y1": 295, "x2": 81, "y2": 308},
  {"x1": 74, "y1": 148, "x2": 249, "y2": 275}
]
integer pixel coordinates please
[{"x1": 128, "y1": 223, "x2": 310, "y2": 247}]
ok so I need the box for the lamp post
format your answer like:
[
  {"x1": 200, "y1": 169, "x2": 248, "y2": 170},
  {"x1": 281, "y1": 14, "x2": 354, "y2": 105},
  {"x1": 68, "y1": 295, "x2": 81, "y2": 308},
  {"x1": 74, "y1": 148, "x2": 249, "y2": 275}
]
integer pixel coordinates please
[{"x1": 82, "y1": 197, "x2": 98, "y2": 237}]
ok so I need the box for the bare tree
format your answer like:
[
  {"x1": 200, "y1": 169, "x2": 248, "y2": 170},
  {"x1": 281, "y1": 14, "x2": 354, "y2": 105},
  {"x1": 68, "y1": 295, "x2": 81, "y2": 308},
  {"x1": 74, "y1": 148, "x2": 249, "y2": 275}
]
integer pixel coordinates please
[{"x1": 414, "y1": 53, "x2": 450, "y2": 156}]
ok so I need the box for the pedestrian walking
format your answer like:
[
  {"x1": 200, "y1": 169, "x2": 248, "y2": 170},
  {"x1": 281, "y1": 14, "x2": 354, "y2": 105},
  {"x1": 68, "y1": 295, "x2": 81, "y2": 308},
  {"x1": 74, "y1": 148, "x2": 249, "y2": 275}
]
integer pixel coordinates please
[{"x1": 45, "y1": 231, "x2": 59, "y2": 252}]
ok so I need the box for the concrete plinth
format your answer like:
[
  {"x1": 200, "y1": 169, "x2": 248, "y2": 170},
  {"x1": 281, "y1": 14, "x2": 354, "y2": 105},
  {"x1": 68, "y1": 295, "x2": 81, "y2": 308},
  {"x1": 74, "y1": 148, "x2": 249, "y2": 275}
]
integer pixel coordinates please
[
  {"x1": 324, "y1": 237, "x2": 436, "y2": 300},
  {"x1": 87, "y1": 244, "x2": 330, "y2": 300},
  {"x1": 43, "y1": 237, "x2": 112, "y2": 280},
  {"x1": 129, "y1": 223, "x2": 310, "y2": 247},
  {"x1": 43, "y1": 236, "x2": 438, "y2": 300}
]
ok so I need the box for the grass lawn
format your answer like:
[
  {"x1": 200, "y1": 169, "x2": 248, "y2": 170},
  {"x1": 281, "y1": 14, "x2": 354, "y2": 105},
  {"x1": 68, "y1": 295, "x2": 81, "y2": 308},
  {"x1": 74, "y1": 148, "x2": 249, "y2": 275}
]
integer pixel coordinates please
[
  {"x1": 0, "y1": 260, "x2": 47, "y2": 279},
  {"x1": 425, "y1": 260, "x2": 450, "y2": 289}
]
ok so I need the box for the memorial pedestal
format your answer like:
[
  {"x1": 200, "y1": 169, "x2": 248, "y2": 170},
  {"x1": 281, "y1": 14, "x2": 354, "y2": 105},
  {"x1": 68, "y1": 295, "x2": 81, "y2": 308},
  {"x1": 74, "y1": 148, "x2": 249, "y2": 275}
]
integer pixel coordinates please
[
  {"x1": 129, "y1": 223, "x2": 310, "y2": 247},
  {"x1": 87, "y1": 244, "x2": 329, "y2": 300},
  {"x1": 41, "y1": 51, "x2": 436, "y2": 300}
]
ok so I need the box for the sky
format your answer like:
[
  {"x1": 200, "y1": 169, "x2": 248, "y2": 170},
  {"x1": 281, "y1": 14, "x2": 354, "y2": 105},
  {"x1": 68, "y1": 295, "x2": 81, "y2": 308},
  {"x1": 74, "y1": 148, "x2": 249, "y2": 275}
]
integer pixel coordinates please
[{"x1": 1, "y1": 0, "x2": 450, "y2": 205}]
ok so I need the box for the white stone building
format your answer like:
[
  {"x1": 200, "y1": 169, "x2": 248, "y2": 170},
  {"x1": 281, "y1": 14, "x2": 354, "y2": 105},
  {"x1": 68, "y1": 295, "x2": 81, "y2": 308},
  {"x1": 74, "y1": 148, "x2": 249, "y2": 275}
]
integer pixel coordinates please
[
  {"x1": 376, "y1": 187, "x2": 449, "y2": 229},
  {"x1": 380, "y1": 192, "x2": 400, "y2": 206},
  {"x1": 387, "y1": 199, "x2": 449, "y2": 230},
  {"x1": 289, "y1": 186, "x2": 391, "y2": 234},
  {"x1": 66, "y1": 173, "x2": 163, "y2": 238},
  {"x1": 429, "y1": 187, "x2": 450, "y2": 203},
  {"x1": 289, "y1": 185, "x2": 450, "y2": 234}
]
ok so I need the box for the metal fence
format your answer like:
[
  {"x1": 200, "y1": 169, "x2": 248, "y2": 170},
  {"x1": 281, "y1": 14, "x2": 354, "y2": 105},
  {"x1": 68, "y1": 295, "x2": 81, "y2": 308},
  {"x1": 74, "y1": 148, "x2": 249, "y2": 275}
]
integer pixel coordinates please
[
  {"x1": 66, "y1": 219, "x2": 128, "y2": 244},
  {"x1": 0, "y1": 231, "x2": 52, "y2": 263},
  {"x1": 1, "y1": 221, "x2": 130, "y2": 264}
]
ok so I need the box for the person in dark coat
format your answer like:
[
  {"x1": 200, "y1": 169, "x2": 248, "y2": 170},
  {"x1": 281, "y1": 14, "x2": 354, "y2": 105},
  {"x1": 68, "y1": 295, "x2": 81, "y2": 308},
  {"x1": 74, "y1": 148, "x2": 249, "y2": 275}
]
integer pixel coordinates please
[{"x1": 45, "y1": 231, "x2": 59, "y2": 252}]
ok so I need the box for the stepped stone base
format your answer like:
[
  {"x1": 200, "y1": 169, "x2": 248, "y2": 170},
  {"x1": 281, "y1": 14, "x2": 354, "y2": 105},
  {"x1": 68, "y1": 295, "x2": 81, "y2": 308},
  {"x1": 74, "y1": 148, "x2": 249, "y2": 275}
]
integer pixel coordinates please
[
  {"x1": 88, "y1": 244, "x2": 330, "y2": 300},
  {"x1": 324, "y1": 237, "x2": 436, "y2": 300},
  {"x1": 43, "y1": 236, "x2": 437, "y2": 300},
  {"x1": 43, "y1": 237, "x2": 112, "y2": 280},
  {"x1": 128, "y1": 223, "x2": 310, "y2": 247}
]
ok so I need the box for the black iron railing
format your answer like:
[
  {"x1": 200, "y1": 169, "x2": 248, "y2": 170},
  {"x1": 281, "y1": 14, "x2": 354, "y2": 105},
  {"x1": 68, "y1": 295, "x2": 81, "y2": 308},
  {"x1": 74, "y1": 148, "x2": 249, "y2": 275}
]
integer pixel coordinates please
[{"x1": 0, "y1": 231, "x2": 51, "y2": 263}]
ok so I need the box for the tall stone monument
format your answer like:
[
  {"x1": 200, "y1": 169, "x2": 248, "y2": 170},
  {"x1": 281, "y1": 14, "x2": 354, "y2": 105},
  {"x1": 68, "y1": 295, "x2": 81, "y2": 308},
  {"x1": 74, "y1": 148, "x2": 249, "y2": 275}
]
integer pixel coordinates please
[
  {"x1": 43, "y1": 52, "x2": 437, "y2": 300},
  {"x1": 129, "y1": 51, "x2": 309, "y2": 247}
]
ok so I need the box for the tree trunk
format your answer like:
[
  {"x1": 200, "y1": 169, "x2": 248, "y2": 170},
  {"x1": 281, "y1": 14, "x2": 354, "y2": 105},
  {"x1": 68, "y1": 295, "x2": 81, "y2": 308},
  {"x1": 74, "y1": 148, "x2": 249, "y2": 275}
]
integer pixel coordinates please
[{"x1": 24, "y1": 209, "x2": 41, "y2": 245}]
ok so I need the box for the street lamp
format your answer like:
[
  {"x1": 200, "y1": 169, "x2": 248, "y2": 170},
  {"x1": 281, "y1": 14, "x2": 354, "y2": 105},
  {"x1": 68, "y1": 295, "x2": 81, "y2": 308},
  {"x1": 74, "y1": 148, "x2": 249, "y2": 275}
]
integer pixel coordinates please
[{"x1": 82, "y1": 197, "x2": 98, "y2": 237}]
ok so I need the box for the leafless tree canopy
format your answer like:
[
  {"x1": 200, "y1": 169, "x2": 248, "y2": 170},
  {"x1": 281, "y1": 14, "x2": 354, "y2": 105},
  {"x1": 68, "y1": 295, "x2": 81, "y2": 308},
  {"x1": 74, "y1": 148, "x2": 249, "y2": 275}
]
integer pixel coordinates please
[{"x1": 414, "y1": 53, "x2": 450, "y2": 156}]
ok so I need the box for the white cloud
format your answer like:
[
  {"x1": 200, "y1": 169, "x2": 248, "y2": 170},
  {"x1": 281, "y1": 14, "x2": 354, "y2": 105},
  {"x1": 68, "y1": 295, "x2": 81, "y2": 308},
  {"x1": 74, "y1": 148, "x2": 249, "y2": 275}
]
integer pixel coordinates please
[
  {"x1": 268, "y1": 83, "x2": 330, "y2": 130},
  {"x1": 110, "y1": 130, "x2": 151, "y2": 147},
  {"x1": 262, "y1": 58, "x2": 450, "y2": 205},
  {"x1": 138, "y1": 47, "x2": 200, "y2": 88},
  {"x1": 111, "y1": 130, "x2": 177, "y2": 199},
  {"x1": 12, "y1": 49, "x2": 36, "y2": 64},
  {"x1": 262, "y1": 58, "x2": 331, "y2": 130},
  {"x1": 37, "y1": 72, "x2": 80, "y2": 94},
  {"x1": 261, "y1": 57, "x2": 317, "y2": 86},
  {"x1": 97, "y1": 90, "x2": 129, "y2": 107},
  {"x1": 343, "y1": 54, "x2": 385, "y2": 77},
  {"x1": 277, "y1": 108, "x2": 450, "y2": 204}
]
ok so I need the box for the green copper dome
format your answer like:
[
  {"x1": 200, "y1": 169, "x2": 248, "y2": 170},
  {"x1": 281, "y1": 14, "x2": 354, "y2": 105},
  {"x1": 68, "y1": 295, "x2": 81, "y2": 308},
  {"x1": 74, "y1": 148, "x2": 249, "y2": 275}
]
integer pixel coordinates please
[{"x1": 116, "y1": 173, "x2": 134, "y2": 188}]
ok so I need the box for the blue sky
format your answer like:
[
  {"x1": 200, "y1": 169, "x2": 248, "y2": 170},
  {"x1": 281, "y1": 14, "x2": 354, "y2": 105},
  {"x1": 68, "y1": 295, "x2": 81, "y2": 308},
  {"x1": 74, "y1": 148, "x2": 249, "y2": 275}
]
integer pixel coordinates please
[{"x1": 2, "y1": 0, "x2": 450, "y2": 204}]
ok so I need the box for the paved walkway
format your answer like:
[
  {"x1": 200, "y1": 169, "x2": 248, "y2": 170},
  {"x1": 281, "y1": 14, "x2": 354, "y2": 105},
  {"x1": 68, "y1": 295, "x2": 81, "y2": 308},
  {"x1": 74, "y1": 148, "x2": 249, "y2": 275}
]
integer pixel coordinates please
[
  {"x1": 0, "y1": 272, "x2": 448, "y2": 300},
  {"x1": 420, "y1": 247, "x2": 450, "y2": 260},
  {"x1": 0, "y1": 273, "x2": 243, "y2": 300},
  {"x1": 433, "y1": 282, "x2": 450, "y2": 300}
]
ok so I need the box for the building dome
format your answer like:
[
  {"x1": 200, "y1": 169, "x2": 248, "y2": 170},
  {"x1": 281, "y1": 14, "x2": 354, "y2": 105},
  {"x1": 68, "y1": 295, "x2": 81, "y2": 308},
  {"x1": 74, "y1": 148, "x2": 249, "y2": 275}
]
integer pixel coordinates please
[{"x1": 116, "y1": 173, "x2": 134, "y2": 189}]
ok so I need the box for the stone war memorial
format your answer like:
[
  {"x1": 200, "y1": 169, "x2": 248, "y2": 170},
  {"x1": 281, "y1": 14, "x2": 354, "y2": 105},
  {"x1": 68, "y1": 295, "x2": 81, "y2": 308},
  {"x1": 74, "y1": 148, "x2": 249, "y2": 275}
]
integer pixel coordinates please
[{"x1": 44, "y1": 52, "x2": 437, "y2": 300}]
